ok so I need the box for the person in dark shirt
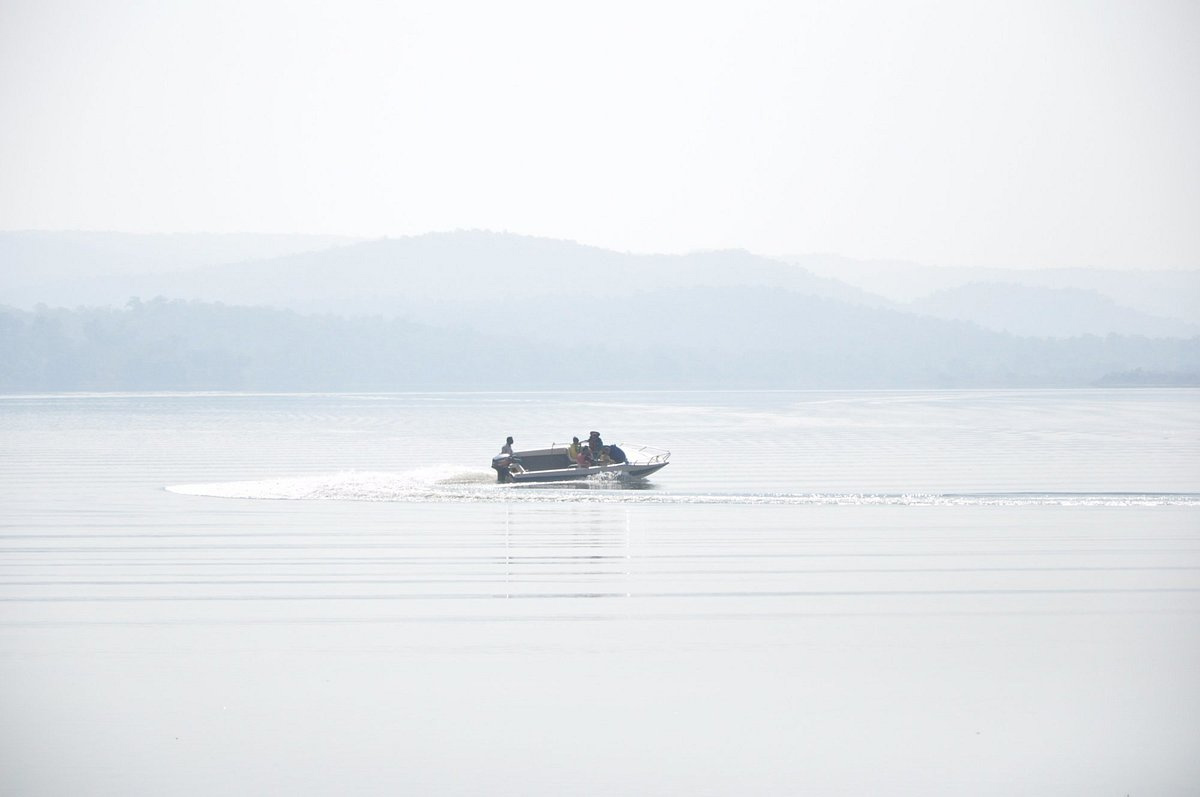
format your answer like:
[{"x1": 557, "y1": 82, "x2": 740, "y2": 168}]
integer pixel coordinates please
[{"x1": 494, "y1": 436, "x2": 524, "y2": 475}]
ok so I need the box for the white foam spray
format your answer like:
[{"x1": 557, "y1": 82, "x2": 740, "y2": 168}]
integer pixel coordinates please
[{"x1": 166, "y1": 467, "x2": 1200, "y2": 506}]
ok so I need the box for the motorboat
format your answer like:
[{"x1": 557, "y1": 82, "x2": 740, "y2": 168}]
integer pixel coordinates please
[{"x1": 491, "y1": 443, "x2": 670, "y2": 484}]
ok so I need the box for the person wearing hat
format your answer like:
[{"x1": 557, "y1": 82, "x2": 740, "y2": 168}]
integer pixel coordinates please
[{"x1": 588, "y1": 431, "x2": 606, "y2": 463}]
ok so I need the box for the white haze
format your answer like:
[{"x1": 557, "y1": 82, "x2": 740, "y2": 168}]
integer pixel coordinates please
[
  {"x1": 2, "y1": 5, "x2": 1199, "y2": 792},
  {"x1": 1, "y1": 0, "x2": 1198, "y2": 271}
]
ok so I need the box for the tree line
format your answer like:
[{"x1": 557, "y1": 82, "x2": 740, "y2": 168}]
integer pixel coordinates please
[{"x1": 1, "y1": 296, "x2": 1197, "y2": 391}]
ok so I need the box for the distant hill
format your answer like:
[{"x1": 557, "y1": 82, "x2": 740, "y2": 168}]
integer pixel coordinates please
[
  {"x1": 162, "y1": 231, "x2": 895, "y2": 317},
  {"x1": 787, "y1": 253, "x2": 1200, "y2": 327},
  {"x1": 2, "y1": 295, "x2": 1197, "y2": 391},
  {"x1": 0, "y1": 230, "x2": 892, "y2": 315},
  {"x1": 3, "y1": 230, "x2": 1197, "y2": 368},
  {"x1": 909, "y1": 282, "x2": 1199, "y2": 338}
]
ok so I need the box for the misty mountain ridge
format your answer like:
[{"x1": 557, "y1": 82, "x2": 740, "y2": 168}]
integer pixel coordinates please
[
  {"x1": 909, "y1": 282, "x2": 1199, "y2": 338},
  {"x1": 3, "y1": 226, "x2": 1197, "y2": 390},
  {"x1": 1, "y1": 229, "x2": 892, "y2": 318},
  {"x1": 3, "y1": 293, "x2": 1197, "y2": 391},
  {"x1": 2, "y1": 229, "x2": 1196, "y2": 343},
  {"x1": 788, "y1": 252, "x2": 1200, "y2": 326},
  {"x1": 165, "y1": 231, "x2": 895, "y2": 317}
]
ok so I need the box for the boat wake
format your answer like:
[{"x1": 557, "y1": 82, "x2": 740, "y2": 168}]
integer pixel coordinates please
[
  {"x1": 167, "y1": 467, "x2": 493, "y2": 502},
  {"x1": 166, "y1": 468, "x2": 1200, "y2": 507}
]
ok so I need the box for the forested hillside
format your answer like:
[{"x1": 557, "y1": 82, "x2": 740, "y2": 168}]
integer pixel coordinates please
[{"x1": 3, "y1": 297, "x2": 1197, "y2": 391}]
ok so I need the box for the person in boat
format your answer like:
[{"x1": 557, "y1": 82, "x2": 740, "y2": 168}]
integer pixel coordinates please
[
  {"x1": 587, "y1": 431, "x2": 604, "y2": 456},
  {"x1": 605, "y1": 443, "x2": 627, "y2": 464},
  {"x1": 577, "y1": 442, "x2": 595, "y2": 466},
  {"x1": 567, "y1": 436, "x2": 588, "y2": 466},
  {"x1": 494, "y1": 436, "x2": 524, "y2": 473}
]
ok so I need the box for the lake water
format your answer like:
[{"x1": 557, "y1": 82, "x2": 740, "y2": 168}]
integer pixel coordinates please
[{"x1": 1, "y1": 390, "x2": 1198, "y2": 795}]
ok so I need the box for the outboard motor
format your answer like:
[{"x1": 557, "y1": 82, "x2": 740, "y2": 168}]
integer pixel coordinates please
[{"x1": 491, "y1": 455, "x2": 516, "y2": 483}]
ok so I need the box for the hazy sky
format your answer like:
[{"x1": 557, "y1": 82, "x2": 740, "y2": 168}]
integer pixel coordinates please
[{"x1": 1, "y1": 0, "x2": 1197, "y2": 269}]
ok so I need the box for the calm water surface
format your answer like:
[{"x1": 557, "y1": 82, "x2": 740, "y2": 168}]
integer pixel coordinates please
[{"x1": 1, "y1": 390, "x2": 1198, "y2": 795}]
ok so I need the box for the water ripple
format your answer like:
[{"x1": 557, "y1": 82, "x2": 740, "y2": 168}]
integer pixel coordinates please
[{"x1": 166, "y1": 468, "x2": 1200, "y2": 506}]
